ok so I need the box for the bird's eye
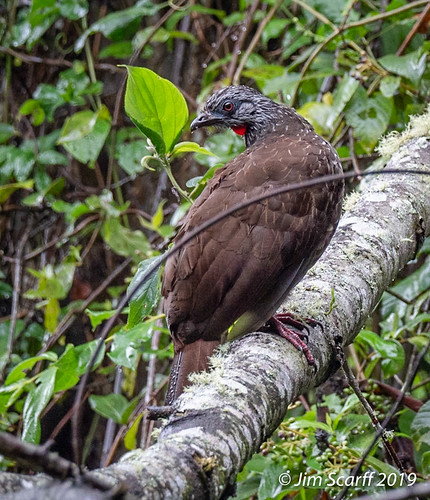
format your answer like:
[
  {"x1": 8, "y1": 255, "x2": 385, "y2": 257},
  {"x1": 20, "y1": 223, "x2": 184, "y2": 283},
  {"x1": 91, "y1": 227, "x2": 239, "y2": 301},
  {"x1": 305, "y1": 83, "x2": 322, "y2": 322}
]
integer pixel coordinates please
[{"x1": 223, "y1": 101, "x2": 234, "y2": 112}]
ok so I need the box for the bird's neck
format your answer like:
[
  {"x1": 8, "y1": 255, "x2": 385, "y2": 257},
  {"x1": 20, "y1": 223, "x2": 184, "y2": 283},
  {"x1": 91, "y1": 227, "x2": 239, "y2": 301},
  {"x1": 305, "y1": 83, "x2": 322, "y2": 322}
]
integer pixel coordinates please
[{"x1": 244, "y1": 106, "x2": 314, "y2": 148}]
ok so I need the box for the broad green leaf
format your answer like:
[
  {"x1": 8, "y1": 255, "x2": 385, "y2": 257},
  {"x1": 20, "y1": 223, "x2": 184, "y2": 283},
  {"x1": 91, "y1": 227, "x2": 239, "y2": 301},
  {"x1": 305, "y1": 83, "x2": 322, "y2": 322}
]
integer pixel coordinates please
[
  {"x1": 257, "y1": 462, "x2": 284, "y2": 499},
  {"x1": 412, "y1": 401, "x2": 430, "y2": 435},
  {"x1": 123, "y1": 66, "x2": 188, "y2": 154},
  {"x1": 101, "y1": 217, "x2": 151, "y2": 261},
  {"x1": 89, "y1": 393, "x2": 130, "y2": 424},
  {"x1": 170, "y1": 141, "x2": 216, "y2": 159},
  {"x1": 0, "y1": 146, "x2": 35, "y2": 182},
  {"x1": 363, "y1": 456, "x2": 402, "y2": 486},
  {"x1": 0, "y1": 123, "x2": 17, "y2": 144},
  {"x1": 58, "y1": 0, "x2": 88, "y2": 20},
  {"x1": 127, "y1": 255, "x2": 162, "y2": 327},
  {"x1": 115, "y1": 139, "x2": 150, "y2": 175},
  {"x1": 380, "y1": 76, "x2": 401, "y2": 98},
  {"x1": 326, "y1": 75, "x2": 360, "y2": 129},
  {"x1": 0, "y1": 180, "x2": 34, "y2": 203},
  {"x1": 53, "y1": 345, "x2": 79, "y2": 392},
  {"x1": 22, "y1": 366, "x2": 57, "y2": 443},
  {"x1": 298, "y1": 101, "x2": 332, "y2": 135},
  {"x1": 58, "y1": 107, "x2": 111, "y2": 165},
  {"x1": 379, "y1": 48, "x2": 427, "y2": 86},
  {"x1": 290, "y1": 419, "x2": 332, "y2": 433},
  {"x1": 37, "y1": 150, "x2": 68, "y2": 165},
  {"x1": 108, "y1": 322, "x2": 153, "y2": 369},
  {"x1": 25, "y1": 261, "x2": 77, "y2": 300},
  {"x1": 381, "y1": 259, "x2": 430, "y2": 319},
  {"x1": 345, "y1": 89, "x2": 393, "y2": 152},
  {"x1": 74, "y1": 339, "x2": 106, "y2": 375},
  {"x1": 85, "y1": 308, "x2": 117, "y2": 330},
  {"x1": 5, "y1": 352, "x2": 58, "y2": 385},
  {"x1": 355, "y1": 330, "x2": 404, "y2": 376}
]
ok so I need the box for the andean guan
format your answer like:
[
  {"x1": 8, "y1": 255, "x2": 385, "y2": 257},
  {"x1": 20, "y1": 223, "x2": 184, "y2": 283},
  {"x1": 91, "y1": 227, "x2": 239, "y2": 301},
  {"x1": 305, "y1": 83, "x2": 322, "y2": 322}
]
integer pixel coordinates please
[{"x1": 162, "y1": 85, "x2": 344, "y2": 404}]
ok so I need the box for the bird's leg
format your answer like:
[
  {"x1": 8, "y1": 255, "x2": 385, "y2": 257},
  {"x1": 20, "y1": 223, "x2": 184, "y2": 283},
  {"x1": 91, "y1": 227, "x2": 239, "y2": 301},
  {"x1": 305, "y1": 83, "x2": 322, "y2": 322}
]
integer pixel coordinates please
[{"x1": 264, "y1": 312, "x2": 317, "y2": 366}]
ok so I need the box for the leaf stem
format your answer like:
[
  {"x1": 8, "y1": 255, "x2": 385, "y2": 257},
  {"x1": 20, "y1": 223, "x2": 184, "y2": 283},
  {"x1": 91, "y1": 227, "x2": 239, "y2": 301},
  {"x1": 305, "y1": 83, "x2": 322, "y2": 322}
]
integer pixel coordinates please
[{"x1": 162, "y1": 158, "x2": 192, "y2": 203}]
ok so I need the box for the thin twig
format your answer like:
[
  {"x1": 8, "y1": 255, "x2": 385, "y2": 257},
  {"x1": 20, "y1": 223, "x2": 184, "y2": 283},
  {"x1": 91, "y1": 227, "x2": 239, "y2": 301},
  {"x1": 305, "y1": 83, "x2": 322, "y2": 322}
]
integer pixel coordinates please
[
  {"x1": 24, "y1": 215, "x2": 100, "y2": 261},
  {"x1": 227, "y1": 0, "x2": 260, "y2": 84},
  {"x1": 397, "y1": 2, "x2": 430, "y2": 56},
  {"x1": 342, "y1": 361, "x2": 404, "y2": 472},
  {"x1": 233, "y1": 0, "x2": 284, "y2": 85}
]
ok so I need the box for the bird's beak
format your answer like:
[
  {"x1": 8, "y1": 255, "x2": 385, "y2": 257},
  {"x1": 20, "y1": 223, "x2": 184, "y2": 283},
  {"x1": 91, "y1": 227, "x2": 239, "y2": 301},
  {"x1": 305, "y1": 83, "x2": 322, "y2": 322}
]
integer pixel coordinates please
[{"x1": 190, "y1": 111, "x2": 221, "y2": 131}]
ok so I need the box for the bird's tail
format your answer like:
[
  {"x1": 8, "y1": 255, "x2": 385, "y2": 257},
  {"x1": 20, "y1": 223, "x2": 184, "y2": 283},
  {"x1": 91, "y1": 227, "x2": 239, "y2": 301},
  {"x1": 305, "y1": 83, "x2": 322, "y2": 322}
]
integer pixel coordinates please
[{"x1": 165, "y1": 339, "x2": 220, "y2": 404}]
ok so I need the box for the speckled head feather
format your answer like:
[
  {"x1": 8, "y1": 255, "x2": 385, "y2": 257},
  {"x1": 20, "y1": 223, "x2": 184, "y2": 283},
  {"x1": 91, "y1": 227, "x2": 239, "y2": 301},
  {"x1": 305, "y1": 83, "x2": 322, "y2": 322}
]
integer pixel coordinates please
[{"x1": 191, "y1": 85, "x2": 313, "y2": 147}]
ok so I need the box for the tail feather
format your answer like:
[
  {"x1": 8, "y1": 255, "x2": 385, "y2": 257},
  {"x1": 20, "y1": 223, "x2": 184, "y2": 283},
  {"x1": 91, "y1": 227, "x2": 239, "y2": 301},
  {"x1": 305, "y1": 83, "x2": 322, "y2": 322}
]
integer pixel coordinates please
[{"x1": 165, "y1": 339, "x2": 220, "y2": 404}]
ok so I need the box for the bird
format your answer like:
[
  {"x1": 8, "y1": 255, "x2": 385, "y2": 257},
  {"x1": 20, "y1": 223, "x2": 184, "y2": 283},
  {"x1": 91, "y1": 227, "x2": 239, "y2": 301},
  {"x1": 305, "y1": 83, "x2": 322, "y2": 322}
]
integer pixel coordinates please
[{"x1": 161, "y1": 85, "x2": 344, "y2": 404}]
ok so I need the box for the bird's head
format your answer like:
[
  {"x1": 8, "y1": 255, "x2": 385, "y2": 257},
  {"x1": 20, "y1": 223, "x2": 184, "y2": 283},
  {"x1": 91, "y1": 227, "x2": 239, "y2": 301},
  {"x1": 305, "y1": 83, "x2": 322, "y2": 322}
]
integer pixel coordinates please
[{"x1": 190, "y1": 85, "x2": 290, "y2": 147}]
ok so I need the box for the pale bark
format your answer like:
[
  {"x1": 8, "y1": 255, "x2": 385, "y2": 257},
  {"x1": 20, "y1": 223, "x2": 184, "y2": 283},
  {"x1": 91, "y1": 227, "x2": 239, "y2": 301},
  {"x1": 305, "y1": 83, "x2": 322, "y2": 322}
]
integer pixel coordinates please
[{"x1": 1, "y1": 137, "x2": 430, "y2": 499}]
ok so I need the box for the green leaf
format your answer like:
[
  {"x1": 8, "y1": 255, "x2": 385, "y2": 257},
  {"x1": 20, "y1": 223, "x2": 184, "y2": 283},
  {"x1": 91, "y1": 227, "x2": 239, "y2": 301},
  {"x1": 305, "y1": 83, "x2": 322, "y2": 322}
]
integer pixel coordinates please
[
  {"x1": 345, "y1": 89, "x2": 393, "y2": 152},
  {"x1": 58, "y1": 107, "x2": 111, "y2": 165},
  {"x1": 380, "y1": 76, "x2": 401, "y2": 98},
  {"x1": 19, "y1": 99, "x2": 46, "y2": 126},
  {"x1": 44, "y1": 297, "x2": 60, "y2": 332},
  {"x1": 355, "y1": 330, "x2": 404, "y2": 376},
  {"x1": 89, "y1": 393, "x2": 130, "y2": 424},
  {"x1": 0, "y1": 147, "x2": 35, "y2": 182},
  {"x1": 74, "y1": 339, "x2": 105, "y2": 375},
  {"x1": 101, "y1": 217, "x2": 151, "y2": 261},
  {"x1": 123, "y1": 66, "x2": 188, "y2": 154},
  {"x1": 326, "y1": 74, "x2": 360, "y2": 129},
  {"x1": 58, "y1": 0, "x2": 88, "y2": 20},
  {"x1": 85, "y1": 308, "x2": 117, "y2": 330},
  {"x1": 37, "y1": 150, "x2": 68, "y2": 165},
  {"x1": 379, "y1": 48, "x2": 427, "y2": 86},
  {"x1": 127, "y1": 255, "x2": 162, "y2": 327},
  {"x1": 0, "y1": 123, "x2": 17, "y2": 144},
  {"x1": 258, "y1": 462, "x2": 284, "y2": 499},
  {"x1": 53, "y1": 345, "x2": 79, "y2": 392},
  {"x1": 115, "y1": 139, "x2": 151, "y2": 175},
  {"x1": 170, "y1": 141, "x2": 216, "y2": 159},
  {"x1": 22, "y1": 366, "x2": 57, "y2": 443},
  {"x1": 22, "y1": 177, "x2": 65, "y2": 207},
  {"x1": 5, "y1": 352, "x2": 58, "y2": 386},
  {"x1": 124, "y1": 413, "x2": 143, "y2": 450},
  {"x1": 0, "y1": 180, "x2": 34, "y2": 203},
  {"x1": 412, "y1": 400, "x2": 430, "y2": 435},
  {"x1": 108, "y1": 322, "x2": 153, "y2": 369}
]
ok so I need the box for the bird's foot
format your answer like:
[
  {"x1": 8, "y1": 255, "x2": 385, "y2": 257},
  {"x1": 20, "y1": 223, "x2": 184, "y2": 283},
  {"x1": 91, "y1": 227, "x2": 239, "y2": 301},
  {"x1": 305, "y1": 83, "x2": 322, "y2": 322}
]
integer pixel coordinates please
[{"x1": 264, "y1": 312, "x2": 317, "y2": 366}]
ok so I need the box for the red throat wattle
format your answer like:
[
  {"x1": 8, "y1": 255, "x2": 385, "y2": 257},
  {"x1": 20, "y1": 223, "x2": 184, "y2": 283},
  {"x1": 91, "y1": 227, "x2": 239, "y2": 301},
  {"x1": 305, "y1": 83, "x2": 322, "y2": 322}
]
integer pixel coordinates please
[{"x1": 232, "y1": 125, "x2": 247, "y2": 136}]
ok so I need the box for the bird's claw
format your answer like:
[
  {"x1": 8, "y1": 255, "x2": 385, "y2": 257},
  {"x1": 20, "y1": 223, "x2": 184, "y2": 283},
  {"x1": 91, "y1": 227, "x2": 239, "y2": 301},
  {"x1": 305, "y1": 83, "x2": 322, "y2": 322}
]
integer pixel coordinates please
[{"x1": 264, "y1": 312, "x2": 317, "y2": 366}]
